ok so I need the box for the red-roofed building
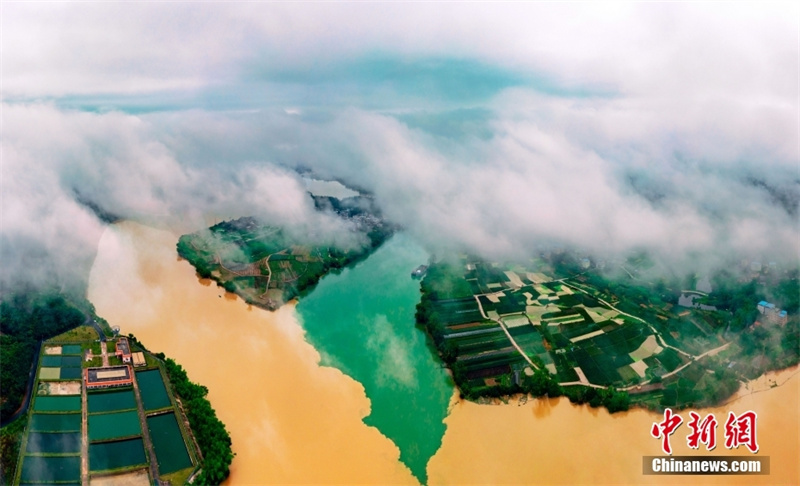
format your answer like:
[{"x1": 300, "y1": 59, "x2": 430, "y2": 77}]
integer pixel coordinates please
[
  {"x1": 85, "y1": 365, "x2": 133, "y2": 389},
  {"x1": 116, "y1": 337, "x2": 132, "y2": 363}
]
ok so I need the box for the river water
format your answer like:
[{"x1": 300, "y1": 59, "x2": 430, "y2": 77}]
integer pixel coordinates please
[
  {"x1": 87, "y1": 222, "x2": 800, "y2": 485},
  {"x1": 296, "y1": 233, "x2": 453, "y2": 483}
]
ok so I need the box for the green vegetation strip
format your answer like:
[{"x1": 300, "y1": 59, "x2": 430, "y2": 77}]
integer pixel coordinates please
[
  {"x1": 20, "y1": 455, "x2": 81, "y2": 483},
  {"x1": 147, "y1": 413, "x2": 193, "y2": 475},
  {"x1": 30, "y1": 413, "x2": 81, "y2": 432},
  {"x1": 88, "y1": 411, "x2": 141, "y2": 441},
  {"x1": 136, "y1": 369, "x2": 171, "y2": 411},
  {"x1": 89, "y1": 438, "x2": 147, "y2": 472},
  {"x1": 25, "y1": 432, "x2": 81, "y2": 454},
  {"x1": 88, "y1": 388, "x2": 137, "y2": 413},
  {"x1": 34, "y1": 395, "x2": 81, "y2": 412}
]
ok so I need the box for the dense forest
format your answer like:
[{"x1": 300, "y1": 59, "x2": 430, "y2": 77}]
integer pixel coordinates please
[{"x1": 0, "y1": 294, "x2": 85, "y2": 421}]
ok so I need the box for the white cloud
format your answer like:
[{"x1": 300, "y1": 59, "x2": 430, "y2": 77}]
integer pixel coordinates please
[{"x1": 1, "y1": 3, "x2": 797, "y2": 290}]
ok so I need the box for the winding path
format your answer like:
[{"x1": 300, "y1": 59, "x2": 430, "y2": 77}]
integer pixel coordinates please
[
  {"x1": 559, "y1": 281, "x2": 694, "y2": 359},
  {"x1": 470, "y1": 277, "x2": 735, "y2": 392},
  {"x1": 473, "y1": 295, "x2": 538, "y2": 370}
]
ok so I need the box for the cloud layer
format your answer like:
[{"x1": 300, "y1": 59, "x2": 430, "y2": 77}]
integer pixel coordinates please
[{"x1": 2, "y1": 3, "x2": 798, "y2": 291}]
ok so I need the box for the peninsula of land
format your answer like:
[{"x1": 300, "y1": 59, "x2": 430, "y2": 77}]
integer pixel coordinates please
[{"x1": 177, "y1": 195, "x2": 394, "y2": 310}]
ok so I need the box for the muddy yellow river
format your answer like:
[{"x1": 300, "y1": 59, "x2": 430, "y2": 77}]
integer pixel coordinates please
[{"x1": 88, "y1": 222, "x2": 799, "y2": 485}]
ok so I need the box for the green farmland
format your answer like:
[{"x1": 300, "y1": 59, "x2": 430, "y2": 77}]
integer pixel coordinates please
[{"x1": 415, "y1": 254, "x2": 799, "y2": 411}]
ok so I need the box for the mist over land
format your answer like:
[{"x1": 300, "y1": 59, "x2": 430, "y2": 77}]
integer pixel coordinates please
[{"x1": 2, "y1": 3, "x2": 798, "y2": 294}]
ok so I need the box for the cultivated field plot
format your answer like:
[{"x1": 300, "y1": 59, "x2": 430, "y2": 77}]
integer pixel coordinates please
[
  {"x1": 432, "y1": 298, "x2": 484, "y2": 326},
  {"x1": 478, "y1": 292, "x2": 527, "y2": 316},
  {"x1": 571, "y1": 336, "x2": 636, "y2": 386},
  {"x1": 459, "y1": 349, "x2": 526, "y2": 381},
  {"x1": 147, "y1": 413, "x2": 193, "y2": 475},
  {"x1": 25, "y1": 432, "x2": 81, "y2": 454},
  {"x1": 651, "y1": 347, "x2": 685, "y2": 372},
  {"x1": 20, "y1": 455, "x2": 81, "y2": 483},
  {"x1": 552, "y1": 352, "x2": 580, "y2": 382},
  {"x1": 89, "y1": 438, "x2": 147, "y2": 472},
  {"x1": 88, "y1": 389, "x2": 137, "y2": 413},
  {"x1": 88, "y1": 411, "x2": 142, "y2": 441},
  {"x1": 34, "y1": 395, "x2": 81, "y2": 412},
  {"x1": 452, "y1": 331, "x2": 514, "y2": 357},
  {"x1": 508, "y1": 326, "x2": 557, "y2": 369},
  {"x1": 30, "y1": 413, "x2": 81, "y2": 432},
  {"x1": 136, "y1": 370, "x2": 171, "y2": 411},
  {"x1": 423, "y1": 257, "x2": 696, "y2": 392}
]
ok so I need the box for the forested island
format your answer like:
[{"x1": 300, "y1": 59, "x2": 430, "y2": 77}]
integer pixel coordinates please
[{"x1": 177, "y1": 195, "x2": 395, "y2": 310}]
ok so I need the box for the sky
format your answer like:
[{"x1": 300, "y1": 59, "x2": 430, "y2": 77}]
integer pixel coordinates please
[{"x1": 2, "y1": 2, "x2": 798, "y2": 292}]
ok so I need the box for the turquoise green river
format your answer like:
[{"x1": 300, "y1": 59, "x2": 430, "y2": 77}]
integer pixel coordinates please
[{"x1": 296, "y1": 233, "x2": 454, "y2": 484}]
